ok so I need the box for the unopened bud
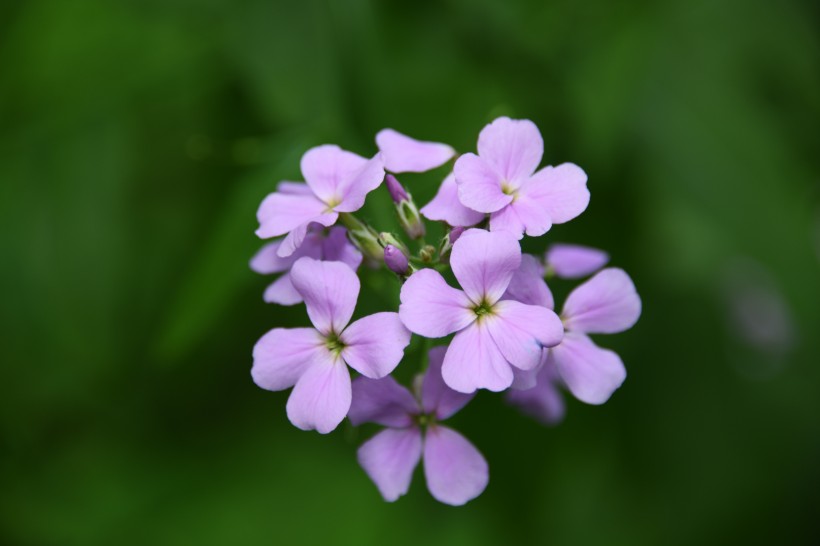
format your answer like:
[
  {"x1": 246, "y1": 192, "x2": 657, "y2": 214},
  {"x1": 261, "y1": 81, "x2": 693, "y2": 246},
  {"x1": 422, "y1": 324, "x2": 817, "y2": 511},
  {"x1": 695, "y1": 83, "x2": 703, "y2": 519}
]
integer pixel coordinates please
[
  {"x1": 438, "y1": 226, "x2": 466, "y2": 263},
  {"x1": 378, "y1": 232, "x2": 410, "y2": 256},
  {"x1": 385, "y1": 174, "x2": 409, "y2": 204},
  {"x1": 339, "y1": 213, "x2": 384, "y2": 263},
  {"x1": 384, "y1": 245, "x2": 410, "y2": 276},
  {"x1": 419, "y1": 244, "x2": 436, "y2": 263}
]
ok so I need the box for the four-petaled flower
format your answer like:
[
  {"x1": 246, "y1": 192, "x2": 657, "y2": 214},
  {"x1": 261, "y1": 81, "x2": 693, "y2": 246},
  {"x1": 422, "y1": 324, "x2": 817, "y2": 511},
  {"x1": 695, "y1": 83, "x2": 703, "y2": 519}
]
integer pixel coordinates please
[
  {"x1": 349, "y1": 347, "x2": 488, "y2": 506},
  {"x1": 399, "y1": 228, "x2": 564, "y2": 393},
  {"x1": 252, "y1": 258, "x2": 411, "y2": 433}
]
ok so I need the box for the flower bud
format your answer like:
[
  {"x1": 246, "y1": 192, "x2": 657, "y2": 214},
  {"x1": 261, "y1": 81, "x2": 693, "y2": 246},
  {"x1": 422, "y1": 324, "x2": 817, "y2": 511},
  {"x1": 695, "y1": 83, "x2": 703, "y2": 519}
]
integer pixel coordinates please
[
  {"x1": 438, "y1": 226, "x2": 466, "y2": 264},
  {"x1": 419, "y1": 244, "x2": 436, "y2": 263},
  {"x1": 385, "y1": 174, "x2": 409, "y2": 204},
  {"x1": 339, "y1": 213, "x2": 384, "y2": 263},
  {"x1": 378, "y1": 232, "x2": 410, "y2": 257},
  {"x1": 383, "y1": 244, "x2": 410, "y2": 276},
  {"x1": 385, "y1": 174, "x2": 426, "y2": 240}
]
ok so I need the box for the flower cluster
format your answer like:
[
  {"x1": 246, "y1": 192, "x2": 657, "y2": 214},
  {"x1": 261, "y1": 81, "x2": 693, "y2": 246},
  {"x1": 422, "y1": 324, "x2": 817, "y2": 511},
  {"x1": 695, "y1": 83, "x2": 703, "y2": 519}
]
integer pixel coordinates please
[{"x1": 250, "y1": 117, "x2": 641, "y2": 505}]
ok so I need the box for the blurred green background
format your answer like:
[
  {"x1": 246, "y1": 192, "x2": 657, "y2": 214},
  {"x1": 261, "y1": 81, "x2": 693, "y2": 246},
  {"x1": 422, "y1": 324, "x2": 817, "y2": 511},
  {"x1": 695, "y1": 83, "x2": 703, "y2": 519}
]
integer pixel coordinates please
[{"x1": 2, "y1": 0, "x2": 819, "y2": 544}]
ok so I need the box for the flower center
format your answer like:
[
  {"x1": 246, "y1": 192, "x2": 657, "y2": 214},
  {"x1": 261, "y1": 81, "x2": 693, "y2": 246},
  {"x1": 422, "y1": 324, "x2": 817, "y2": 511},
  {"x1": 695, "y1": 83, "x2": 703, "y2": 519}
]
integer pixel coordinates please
[
  {"x1": 473, "y1": 300, "x2": 494, "y2": 318},
  {"x1": 501, "y1": 181, "x2": 517, "y2": 197},
  {"x1": 413, "y1": 412, "x2": 436, "y2": 428},
  {"x1": 325, "y1": 332, "x2": 345, "y2": 355},
  {"x1": 324, "y1": 196, "x2": 341, "y2": 212}
]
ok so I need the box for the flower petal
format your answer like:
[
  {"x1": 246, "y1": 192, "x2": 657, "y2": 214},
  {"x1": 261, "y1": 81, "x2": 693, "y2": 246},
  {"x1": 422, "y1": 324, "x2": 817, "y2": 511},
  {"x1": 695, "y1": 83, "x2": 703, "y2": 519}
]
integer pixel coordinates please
[
  {"x1": 376, "y1": 129, "x2": 456, "y2": 173},
  {"x1": 454, "y1": 153, "x2": 512, "y2": 213},
  {"x1": 251, "y1": 327, "x2": 326, "y2": 391},
  {"x1": 255, "y1": 192, "x2": 329, "y2": 240},
  {"x1": 423, "y1": 425, "x2": 489, "y2": 506},
  {"x1": 523, "y1": 163, "x2": 590, "y2": 224},
  {"x1": 545, "y1": 243, "x2": 609, "y2": 279},
  {"x1": 263, "y1": 273, "x2": 303, "y2": 305},
  {"x1": 502, "y1": 254, "x2": 554, "y2": 309},
  {"x1": 420, "y1": 174, "x2": 485, "y2": 227},
  {"x1": 488, "y1": 193, "x2": 552, "y2": 239},
  {"x1": 358, "y1": 427, "x2": 423, "y2": 502},
  {"x1": 485, "y1": 300, "x2": 563, "y2": 371},
  {"x1": 300, "y1": 144, "x2": 367, "y2": 206},
  {"x1": 290, "y1": 258, "x2": 360, "y2": 335},
  {"x1": 276, "y1": 214, "x2": 339, "y2": 258},
  {"x1": 341, "y1": 312, "x2": 411, "y2": 379},
  {"x1": 442, "y1": 322, "x2": 513, "y2": 393},
  {"x1": 334, "y1": 153, "x2": 386, "y2": 213},
  {"x1": 321, "y1": 226, "x2": 363, "y2": 270},
  {"x1": 421, "y1": 346, "x2": 474, "y2": 420},
  {"x1": 250, "y1": 234, "x2": 321, "y2": 275},
  {"x1": 507, "y1": 361, "x2": 566, "y2": 425},
  {"x1": 476, "y1": 117, "x2": 543, "y2": 183},
  {"x1": 399, "y1": 269, "x2": 475, "y2": 338},
  {"x1": 550, "y1": 332, "x2": 626, "y2": 405},
  {"x1": 276, "y1": 181, "x2": 313, "y2": 195},
  {"x1": 286, "y1": 355, "x2": 352, "y2": 433},
  {"x1": 349, "y1": 376, "x2": 419, "y2": 427},
  {"x1": 450, "y1": 228, "x2": 521, "y2": 305},
  {"x1": 561, "y1": 268, "x2": 641, "y2": 334}
]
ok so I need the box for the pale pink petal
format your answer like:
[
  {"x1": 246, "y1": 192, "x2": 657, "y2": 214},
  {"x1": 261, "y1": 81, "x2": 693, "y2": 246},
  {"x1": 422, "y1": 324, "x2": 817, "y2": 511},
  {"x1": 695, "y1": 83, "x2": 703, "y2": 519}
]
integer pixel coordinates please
[
  {"x1": 262, "y1": 273, "x2": 302, "y2": 305},
  {"x1": 453, "y1": 153, "x2": 512, "y2": 213},
  {"x1": 276, "y1": 181, "x2": 313, "y2": 195},
  {"x1": 290, "y1": 258, "x2": 360, "y2": 335},
  {"x1": 510, "y1": 357, "x2": 542, "y2": 390},
  {"x1": 321, "y1": 226, "x2": 363, "y2": 270},
  {"x1": 442, "y1": 322, "x2": 513, "y2": 393},
  {"x1": 502, "y1": 254, "x2": 554, "y2": 309},
  {"x1": 523, "y1": 163, "x2": 590, "y2": 224},
  {"x1": 399, "y1": 269, "x2": 475, "y2": 338},
  {"x1": 549, "y1": 332, "x2": 626, "y2": 405},
  {"x1": 488, "y1": 194, "x2": 551, "y2": 239},
  {"x1": 249, "y1": 240, "x2": 293, "y2": 275},
  {"x1": 450, "y1": 228, "x2": 521, "y2": 305},
  {"x1": 423, "y1": 425, "x2": 489, "y2": 506},
  {"x1": 376, "y1": 129, "x2": 456, "y2": 174},
  {"x1": 300, "y1": 144, "x2": 367, "y2": 206},
  {"x1": 334, "y1": 153, "x2": 385, "y2": 213},
  {"x1": 255, "y1": 192, "x2": 329, "y2": 240},
  {"x1": 358, "y1": 427, "x2": 422, "y2": 502},
  {"x1": 507, "y1": 361, "x2": 566, "y2": 425},
  {"x1": 286, "y1": 355, "x2": 352, "y2": 433},
  {"x1": 485, "y1": 300, "x2": 563, "y2": 371},
  {"x1": 476, "y1": 117, "x2": 543, "y2": 183},
  {"x1": 348, "y1": 376, "x2": 419, "y2": 427},
  {"x1": 421, "y1": 346, "x2": 474, "y2": 420},
  {"x1": 561, "y1": 268, "x2": 641, "y2": 334},
  {"x1": 545, "y1": 243, "x2": 609, "y2": 279},
  {"x1": 420, "y1": 174, "x2": 485, "y2": 227},
  {"x1": 341, "y1": 312, "x2": 411, "y2": 379},
  {"x1": 251, "y1": 327, "x2": 326, "y2": 391}
]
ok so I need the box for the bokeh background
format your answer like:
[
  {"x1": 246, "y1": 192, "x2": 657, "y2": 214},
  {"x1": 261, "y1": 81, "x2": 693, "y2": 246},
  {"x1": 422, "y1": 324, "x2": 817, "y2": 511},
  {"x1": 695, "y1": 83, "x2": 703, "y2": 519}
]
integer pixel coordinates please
[{"x1": 2, "y1": 0, "x2": 819, "y2": 544}]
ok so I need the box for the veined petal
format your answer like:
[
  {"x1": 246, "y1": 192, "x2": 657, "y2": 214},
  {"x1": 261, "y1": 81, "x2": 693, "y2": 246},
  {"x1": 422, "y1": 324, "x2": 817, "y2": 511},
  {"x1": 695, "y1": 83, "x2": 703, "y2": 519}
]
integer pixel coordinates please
[
  {"x1": 300, "y1": 144, "x2": 368, "y2": 206},
  {"x1": 442, "y1": 322, "x2": 513, "y2": 393},
  {"x1": 251, "y1": 327, "x2": 326, "y2": 391},
  {"x1": 450, "y1": 228, "x2": 521, "y2": 305},
  {"x1": 286, "y1": 354, "x2": 352, "y2": 433},
  {"x1": 255, "y1": 192, "x2": 328, "y2": 240},
  {"x1": 485, "y1": 300, "x2": 563, "y2": 371},
  {"x1": 550, "y1": 333, "x2": 625, "y2": 405},
  {"x1": 523, "y1": 163, "x2": 590, "y2": 224},
  {"x1": 335, "y1": 153, "x2": 385, "y2": 213},
  {"x1": 358, "y1": 427, "x2": 422, "y2": 502},
  {"x1": 321, "y1": 226, "x2": 363, "y2": 270},
  {"x1": 562, "y1": 268, "x2": 641, "y2": 334},
  {"x1": 507, "y1": 361, "x2": 566, "y2": 425},
  {"x1": 476, "y1": 117, "x2": 543, "y2": 183},
  {"x1": 263, "y1": 273, "x2": 302, "y2": 305},
  {"x1": 399, "y1": 269, "x2": 475, "y2": 338},
  {"x1": 454, "y1": 153, "x2": 512, "y2": 213},
  {"x1": 276, "y1": 213, "x2": 339, "y2": 258},
  {"x1": 341, "y1": 312, "x2": 411, "y2": 379},
  {"x1": 488, "y1": 194, "x2": 552, "y2": 240},
  {"x1": 290, "y1": 258, "x2": 360, "y2": 335},
  {"x1": 502, "y1": 254, "x2": 554, "y2": 309},
  {"x1": 376, "y1": 129, "x2": 455, "y2": 174},
  {"x1": 420, "y1": 174, "x2": 485, "y2": 227},
  {"x1": 423, "y1": 425, "x2": 489, "y2": 506},
  {"x1": 421, "y1": 346, "x2": 474, "y2": 420},
  {"x1": 349, "y1": 376, "x2": 418, "y2": 427},
  {"x1": 545, "y1": 243, "x2": 609, "y2": 279}
]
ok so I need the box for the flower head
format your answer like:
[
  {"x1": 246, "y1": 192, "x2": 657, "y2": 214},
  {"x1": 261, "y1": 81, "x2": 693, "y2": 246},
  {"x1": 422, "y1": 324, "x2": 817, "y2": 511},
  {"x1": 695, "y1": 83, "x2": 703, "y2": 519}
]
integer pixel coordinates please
[
  {"x1": 256, "y1": 146, "x2": 385, "y2": 257},
  {"x1": 349, "y1": 347, "x2": 488, "y2": 506},
  {"x1": 399, "y1": 229, "x2": 563, "y2": 393},
  {"x1": 252, "y1": 258, "x2": 411, "y2": 433},
  {"x1": 453, "y1": 117, "x2": 590, "y2": 239}
]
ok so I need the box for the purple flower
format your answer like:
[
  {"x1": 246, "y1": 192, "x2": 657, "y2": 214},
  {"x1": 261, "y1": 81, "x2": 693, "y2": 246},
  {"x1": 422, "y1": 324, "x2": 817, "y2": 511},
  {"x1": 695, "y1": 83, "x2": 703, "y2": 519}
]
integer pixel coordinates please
[
  {"x1": 421, "y1": 174, "x2": 485, "y2": 227},
  {"x1": 250, "y1": 226, "x2": 362, "y2": 305},
  {"x1": 453, "y1": 117, "x2": 590, "y2": 239},
  {"x1": 399, "y1": 229, "x2": 563, "y2": 393},
  {"x1": 255, "y1": 146, "x2": 385, "y2": 257},
  {"x1": 545, "y1": 243, "x2": 609, "y2": 279},
  {"x1": 349, "y1": 347, "x2": 488, "y2": 505},
  {"x1": 252, "y1": 258, "x2": 411, "y2": 433},
  {"x1": 383, "y1": 244, "x2": 410, "y2": 276},
  {"x1": 506, "y1": 357, "x2": 565, "y2": 426},
  {"x1": 376, "y1": 129, "x2": 455, "y2": 173}
]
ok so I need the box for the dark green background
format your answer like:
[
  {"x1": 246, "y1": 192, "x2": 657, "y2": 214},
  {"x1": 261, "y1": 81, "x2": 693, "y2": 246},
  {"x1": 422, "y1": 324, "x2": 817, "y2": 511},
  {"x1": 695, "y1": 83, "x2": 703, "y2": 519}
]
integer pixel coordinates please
[{"x1": 2, "y1": 0, "x2": 819, "y2": 544}]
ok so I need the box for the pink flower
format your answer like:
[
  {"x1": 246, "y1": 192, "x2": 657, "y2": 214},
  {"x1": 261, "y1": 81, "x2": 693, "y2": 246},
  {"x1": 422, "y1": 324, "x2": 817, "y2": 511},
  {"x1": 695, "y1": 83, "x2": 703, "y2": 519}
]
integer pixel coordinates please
[
  {"x1": 255, "y1": 146, "x2": 385, "y2": 257},
  {"x1": 249, "y1": 225, "x2": 362, "y2": 305},
  {"x1": 252, "y1": 258, "x2": 411, "y2": 433},
  {"x1": 399, "y1": 229, "x2": 563, "y2": 393},
  {"x1": 375, "y1": 129, "x2": 455, "y2": 173},
  {"x1": 349, "y1": 347, "x2": 488, "y2": 506},
  {"x1": 454, "y1": 117, "x2": 590, "y2": 239}
]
